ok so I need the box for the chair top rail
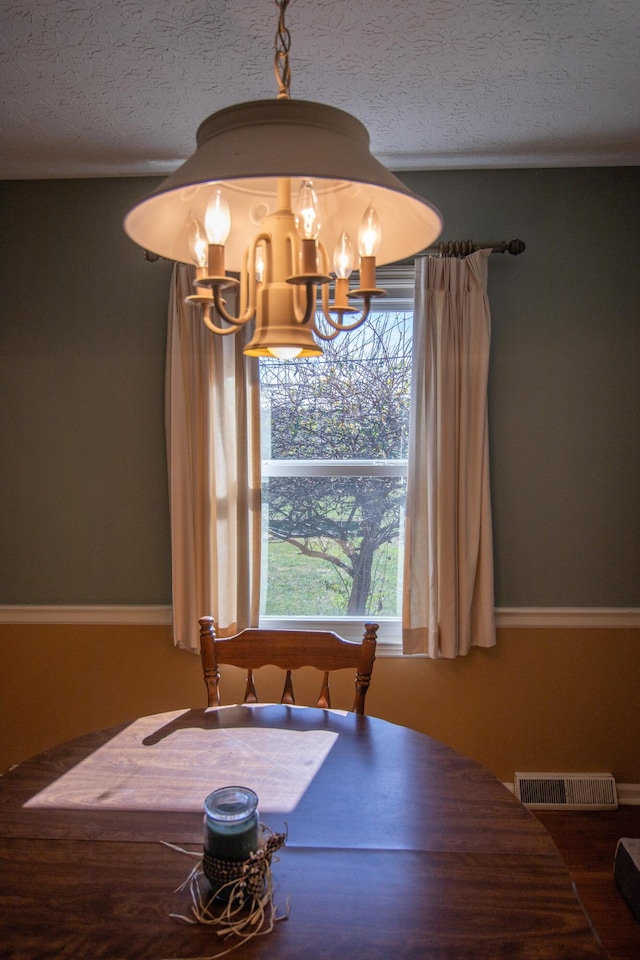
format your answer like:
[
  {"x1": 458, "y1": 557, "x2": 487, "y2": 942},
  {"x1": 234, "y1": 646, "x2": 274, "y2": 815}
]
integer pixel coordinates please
[{"x1": 213, "y1": 627, "x2": 376, "y2": 672}]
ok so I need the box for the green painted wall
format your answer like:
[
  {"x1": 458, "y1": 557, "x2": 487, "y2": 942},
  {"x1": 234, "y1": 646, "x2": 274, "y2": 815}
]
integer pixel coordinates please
[
  {"x1": 0, "y1": 178, "x2": 173, "y2": 603},
  {"x1": 1, "y1": 168, "x2": 639, "y2": 606},
  {"x1": 400, "y1": 167, "x2": 640, "y2": 607}
]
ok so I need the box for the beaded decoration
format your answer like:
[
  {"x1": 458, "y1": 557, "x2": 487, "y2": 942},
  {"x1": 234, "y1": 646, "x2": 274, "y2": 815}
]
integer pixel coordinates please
[{"x1": 159, "y1": 825, "x2": 288, "y2": 960}]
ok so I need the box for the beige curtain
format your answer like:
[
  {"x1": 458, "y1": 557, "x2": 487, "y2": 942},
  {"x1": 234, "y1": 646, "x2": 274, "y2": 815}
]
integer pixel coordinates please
[
  {"x1": 165, "y1": 264, "x2": 261, "y2": 652},
  {"x1": 403, "y1": 250, "x2": 496, "y2": 658}
]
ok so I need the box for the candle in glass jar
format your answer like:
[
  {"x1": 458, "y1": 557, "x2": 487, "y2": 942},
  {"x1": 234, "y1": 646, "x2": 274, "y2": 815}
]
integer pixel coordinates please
[{"x1": 203, "y1": 786, "x2": 259, "y2": 862}]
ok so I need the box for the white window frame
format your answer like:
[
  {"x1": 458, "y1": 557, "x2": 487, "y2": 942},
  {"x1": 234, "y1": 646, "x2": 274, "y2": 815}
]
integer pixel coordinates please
[
  {"x1": 262, "y1": 459, "x2": 407, "y2": 478},
  {"x1": 258, "y1": 265, "x2": 414, "y2": 651}
]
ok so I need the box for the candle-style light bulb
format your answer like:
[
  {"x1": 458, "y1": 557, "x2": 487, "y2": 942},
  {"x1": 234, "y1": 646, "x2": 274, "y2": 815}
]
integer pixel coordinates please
[
  {"x1": 188, "y1": 220, "x2": 209, "y2": 268},
  {"x1": 204, "y1": 189, "x2": 231, "y2": 245},
  {"x1": 254, "y1": 245, "x2": 265, "y2": 284},
  {"x1": 358, "y1": 205, "x2": 381, "y2": 258},
  {"x1": 333, "y1": 229, "x2": 354, "y2": 279},
  {"x1": 296, "y1": 180, "x2": 321, "y2": 240}
]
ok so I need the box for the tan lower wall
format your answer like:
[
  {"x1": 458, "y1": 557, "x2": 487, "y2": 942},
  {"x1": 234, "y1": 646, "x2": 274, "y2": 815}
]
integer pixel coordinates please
[{"x1": 1, "y1": 623, "x2": 638, "y2": 782}]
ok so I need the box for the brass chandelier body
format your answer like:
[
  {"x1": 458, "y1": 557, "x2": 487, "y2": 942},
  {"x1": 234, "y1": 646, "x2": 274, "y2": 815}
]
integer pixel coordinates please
[{"x1": 124, "y1": 0, "x2": 443, "y2": 357}]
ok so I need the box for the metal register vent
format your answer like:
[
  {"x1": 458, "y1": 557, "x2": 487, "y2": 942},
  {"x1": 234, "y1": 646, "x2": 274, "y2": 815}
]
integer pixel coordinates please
[{"x1": 514, "y1": 772, "x2": 618, "y2": 810}]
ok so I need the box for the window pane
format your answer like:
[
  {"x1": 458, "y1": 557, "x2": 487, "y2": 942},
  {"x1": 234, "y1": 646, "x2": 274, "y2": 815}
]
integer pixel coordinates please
[
  {"x1": 260, "y1": 314, "x2": 412, "y2": 461},
  {"x1": 262, "y1": 475, "x2": 406, "y2": 617},
  {"x1": 259, "y1": 300, "x2": 413, "y2": 621}
]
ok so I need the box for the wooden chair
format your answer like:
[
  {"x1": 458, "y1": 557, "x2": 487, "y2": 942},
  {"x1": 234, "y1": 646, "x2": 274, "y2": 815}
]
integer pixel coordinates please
[{"x1": 199, "y1": 616, "x2": 378, "y2": 715}]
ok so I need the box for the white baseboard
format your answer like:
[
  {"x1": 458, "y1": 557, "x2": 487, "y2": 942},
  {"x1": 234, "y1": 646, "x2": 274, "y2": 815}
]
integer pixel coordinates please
[{"x1": 616, "y1": 784, "x2": 640, "y2": 806}]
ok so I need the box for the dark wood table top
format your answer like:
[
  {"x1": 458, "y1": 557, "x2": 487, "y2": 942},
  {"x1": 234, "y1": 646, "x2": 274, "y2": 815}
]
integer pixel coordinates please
[{"x1": 0, "y1": 704, "x2": 607, "y2": 959}]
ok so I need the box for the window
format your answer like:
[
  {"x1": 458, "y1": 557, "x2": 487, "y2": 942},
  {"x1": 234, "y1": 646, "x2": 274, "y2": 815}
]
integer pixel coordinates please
[{"x1": 259, "y1": 265, "x2": 414, "y2": 641}]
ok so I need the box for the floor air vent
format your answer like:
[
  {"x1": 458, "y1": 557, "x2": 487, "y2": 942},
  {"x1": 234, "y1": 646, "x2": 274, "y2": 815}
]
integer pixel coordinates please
[{"x1": 514, "y1": 772, "x2": 618, "y2": 810}]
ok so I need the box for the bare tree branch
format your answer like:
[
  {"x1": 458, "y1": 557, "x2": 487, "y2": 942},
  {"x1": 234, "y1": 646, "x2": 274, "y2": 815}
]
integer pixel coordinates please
[{"x1": 261, "y1": 311, "x2": 412, "y2": 615}]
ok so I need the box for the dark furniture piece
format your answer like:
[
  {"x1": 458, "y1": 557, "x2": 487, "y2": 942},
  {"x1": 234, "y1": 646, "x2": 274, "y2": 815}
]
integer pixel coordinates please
[
  {"x1": 0, "y1": 704, "x2": 607, "y2": 959},
  {"x1": 199, "y1": 615, "x2": 378, "y2": 713}
]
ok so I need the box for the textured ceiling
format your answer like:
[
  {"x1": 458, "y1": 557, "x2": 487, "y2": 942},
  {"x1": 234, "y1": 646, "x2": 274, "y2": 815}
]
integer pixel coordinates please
[{"x1": 1, "y1": 0, "x2": 639, "y2": 179}]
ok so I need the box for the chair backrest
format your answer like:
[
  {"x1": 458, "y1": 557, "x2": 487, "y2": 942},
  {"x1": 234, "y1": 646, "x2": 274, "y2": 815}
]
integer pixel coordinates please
[{"x1": 199, "y1": 616, "x2": 378, "y2": 715}]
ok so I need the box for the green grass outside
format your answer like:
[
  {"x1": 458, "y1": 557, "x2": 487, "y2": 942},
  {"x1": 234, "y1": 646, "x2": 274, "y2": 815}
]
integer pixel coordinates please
[{"x1": 262, "y1": 538, "x2": 402, "y2": 617}]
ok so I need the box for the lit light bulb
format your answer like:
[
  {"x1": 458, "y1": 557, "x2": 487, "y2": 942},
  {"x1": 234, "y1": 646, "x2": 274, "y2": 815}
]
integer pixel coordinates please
[
  {"x1": 188, "y1": 220, "x2": 209, "y2": 268},
  {"x1": 333, "y1": 229, "x2": 354, "y2": 279},
  {"x1": 296, "y1": 180, "x2": 321, "y2": 240},
  {"x1": 204, "y1": 189, "x2": 231, "y2": 245},
  {"x1": 269, "y1": 346, "x2": 303, "y2": 359},
  {"x1": 358, "y1": 205, "x2": 381, "y2": 258},
  {"x1": 254, "y1": 245, "x2": 265, "y2": 284}
]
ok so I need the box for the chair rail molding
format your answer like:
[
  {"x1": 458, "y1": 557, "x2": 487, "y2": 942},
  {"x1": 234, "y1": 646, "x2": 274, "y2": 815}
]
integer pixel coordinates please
[
  {"x1": 0, "y1": 606, "x2": 639, "y2": 629},
  {"x1": 495, "y1": 607, "x2": 640, "y2": 629},
  {"x1": 0, "y1": 605, "x2": 173, "y2": 625}
]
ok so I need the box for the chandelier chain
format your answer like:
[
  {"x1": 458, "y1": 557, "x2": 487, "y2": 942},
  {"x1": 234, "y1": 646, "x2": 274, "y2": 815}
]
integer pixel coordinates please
[{"x1": 274, "y1": 0, "x2": 291, "y2": 99}]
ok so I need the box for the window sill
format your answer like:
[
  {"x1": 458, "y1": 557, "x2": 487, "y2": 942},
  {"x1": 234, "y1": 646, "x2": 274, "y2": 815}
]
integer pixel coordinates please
[{"x1": 258, "y1": 615, "x2": 402, "y2": 654}]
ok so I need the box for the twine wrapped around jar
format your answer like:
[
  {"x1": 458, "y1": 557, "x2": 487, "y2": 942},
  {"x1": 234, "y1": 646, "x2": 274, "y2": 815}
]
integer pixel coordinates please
[
  {"x1": 161, "y1": 825, "x2": 288, "y2": 960},
  {"x1": 203, "y1": 829, "x2": 286, "y2": 902}
]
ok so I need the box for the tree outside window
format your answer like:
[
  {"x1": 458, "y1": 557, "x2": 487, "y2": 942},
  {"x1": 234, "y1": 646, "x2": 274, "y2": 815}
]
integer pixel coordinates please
[{"x1": 259, "y1": 279, "x2": 413, "y2": 621}]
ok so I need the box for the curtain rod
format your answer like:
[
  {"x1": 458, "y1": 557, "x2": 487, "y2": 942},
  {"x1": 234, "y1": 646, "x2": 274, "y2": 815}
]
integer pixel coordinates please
[{"x1": 420, "y1": 239, "x2": 526, "y2": 258}]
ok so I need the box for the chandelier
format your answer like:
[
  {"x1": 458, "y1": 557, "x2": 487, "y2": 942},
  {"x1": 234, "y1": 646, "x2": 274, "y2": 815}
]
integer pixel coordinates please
[{"x1": 124, "y1": 0, "x2": 443, "y2": 358}]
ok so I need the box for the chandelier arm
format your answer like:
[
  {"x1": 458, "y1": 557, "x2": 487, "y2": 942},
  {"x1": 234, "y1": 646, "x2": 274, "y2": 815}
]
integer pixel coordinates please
[
  {"x1": 319, "y1": 279, "x2": 334, "y2": 324},
  {"x1": 201, "y1": 305, "x2": 245, "y2": 336},
  {"x1": 240, "y1": 232, "x2": 270, "y2": 317},
  {"x1": 290, "y1": 282, "x2": 305, "y2": 323},
  {"x1": 300, "y1": 281, "x2": 317, "y2": 326},
  {"x1": 310, "y1": 318, "x2": 341, "y2": 342},
  {"x1": 317, "y1": 241, "x2": 329, "y2": 275},
  {"x1": 212, "y1": 285, "x2": 255, "y2": 327},
  {"x1": 238, "y1": 247, "x2": 250, "y2": 318},
  {"x1": 318, "y1": 295, "x2": 373, "y2": 333}
]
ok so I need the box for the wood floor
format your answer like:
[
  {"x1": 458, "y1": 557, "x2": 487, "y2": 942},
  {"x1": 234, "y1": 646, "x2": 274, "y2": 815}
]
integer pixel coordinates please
[{"x1": 535, "y1": 807, "x2": 640, "y2": 960}]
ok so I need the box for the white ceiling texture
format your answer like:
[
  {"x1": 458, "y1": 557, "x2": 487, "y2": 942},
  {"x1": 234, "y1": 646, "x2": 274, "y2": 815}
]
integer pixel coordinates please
[{"x1": 1, "y1": 0, "x2": 638, "y2": 180}]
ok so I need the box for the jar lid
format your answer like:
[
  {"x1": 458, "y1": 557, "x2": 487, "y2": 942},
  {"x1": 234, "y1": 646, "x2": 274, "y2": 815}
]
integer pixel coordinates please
[{"x1": 204, "y1": 785, "x2": 258, "y2": 822}]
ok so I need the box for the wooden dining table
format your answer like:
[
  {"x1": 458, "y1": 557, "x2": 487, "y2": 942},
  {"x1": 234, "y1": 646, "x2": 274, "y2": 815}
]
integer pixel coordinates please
[{"x1": 0, "y1": 703, "x2": 607, "y2": 959}]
